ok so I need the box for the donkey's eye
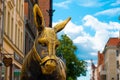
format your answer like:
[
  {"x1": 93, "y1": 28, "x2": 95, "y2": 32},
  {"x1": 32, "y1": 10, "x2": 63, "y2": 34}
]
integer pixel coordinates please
[
  {"x1": 41, "y1": 43, "x2": 47, "y2": 47},
  {"x1": 39, "y1": 42, "x2": 47, "y2": 47}
]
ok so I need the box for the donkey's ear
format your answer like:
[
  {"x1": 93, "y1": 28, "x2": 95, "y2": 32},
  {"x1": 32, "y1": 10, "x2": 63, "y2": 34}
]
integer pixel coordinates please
[
  {"x1": 33, "y1": 4, "x2": 45, "y2": 32},
  {"x1": 54, "y1": 17, "x2": 71, "y2": 33}
]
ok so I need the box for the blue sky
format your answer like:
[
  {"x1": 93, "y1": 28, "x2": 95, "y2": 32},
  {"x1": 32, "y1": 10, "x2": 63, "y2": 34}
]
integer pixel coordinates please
[{"x1": 52, "y1": 0, "x2": 120, "y2": 80}]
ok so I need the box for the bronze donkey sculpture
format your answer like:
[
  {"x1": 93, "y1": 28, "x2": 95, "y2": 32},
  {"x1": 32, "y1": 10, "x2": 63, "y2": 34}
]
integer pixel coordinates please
[{"x1": 20, "y1": 4, "x2": 71, "y2": 80}]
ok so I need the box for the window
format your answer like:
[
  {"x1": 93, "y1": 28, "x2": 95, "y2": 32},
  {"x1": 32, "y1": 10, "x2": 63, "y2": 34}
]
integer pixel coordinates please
[
  {"x1": 116, "y1": 50, "x2": 119, "y2": 56},
  {"x1": 117, "y1": 74, "x2": 119, "y2": 80},
  {"x1": 28, "y1": 6, "x2": 30, "y2": 19},
  {"x1": 29, "y1": 38, "x2": 30, "y2": 51},
  {"x1": 15, "y1": 24, "x2": 17, "y2": 45},
  {"x1": 25, "y1": 33, "x2": 27, "y2": 54},
  {"x1": 4, "y1": 7, "x2": 6, "y2": 34},
  {"x1": 16, "y1": 26, "x2": 18, "y2": 47},
  {"x1": 117, "y1": 61, "x2": 119, "y2": 69},
  {"x1": 25, "y1": 33, "x2": 28, "y2": 54},
  {"x1": 0, "y1": 17, "x2": 1, "y2": 31},
  {"x1": 18, "y1": 0, "x2": 20, "y2": 13},
  {"x1": 0, "y1": 17, "x2": 1, "y2": 43},
  {"x1": 16, "y1": 0, "x2": 17, "y2": 11},
  {"x1": 21, "y1": 4, "x2": 23, "y2": 19},
  {"x1": 19, "y1": 0, "x2": 21, "y2": 13},
  {"x1": 18, "y1": 28, "x2": 20, "y2": 49},
  {"x1": 21, "y1": 32, "x2": 23, "y2": 51},
  {"x1": 11, "y1": 18, "x2": 13, "y2": 41},
  {"x1": 7, "y1": 12, "x2": 10, "y2": 36},
  {"x1": 9, "y1": 15, "x2": 12, "y2": 39},
  {"x1": 112, "y1": 78, "x2": 114, "y2": 80}
]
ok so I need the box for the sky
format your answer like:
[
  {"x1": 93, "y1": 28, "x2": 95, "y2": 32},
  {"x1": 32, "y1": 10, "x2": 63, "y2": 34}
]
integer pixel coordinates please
[{"x1": 52, "y1": 0, "x2": 120, "y2": 80}]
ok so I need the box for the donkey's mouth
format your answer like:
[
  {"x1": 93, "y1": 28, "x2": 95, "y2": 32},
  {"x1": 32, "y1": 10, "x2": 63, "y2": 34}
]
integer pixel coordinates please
[{"x1": 41, "y1": 59, "x2": 57, "y2": 74}]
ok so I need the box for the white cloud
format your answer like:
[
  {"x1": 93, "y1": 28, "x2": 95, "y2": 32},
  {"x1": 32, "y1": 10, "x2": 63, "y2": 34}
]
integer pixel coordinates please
[
  {"x1": 53, "y1": 0, "x2": 72, "y2": 9},
  {"x1": 90, "y1": 52, "x2": 97, "y2": 56},
  {"x1": 111, "y1": 0, "x2": 120, "y2": 6},
  {"x1": 77, "y1": 0, "x2": 108, "y2": 7},
  {"x1": 53, "y1": 19, "x2": 85, "y2": 39},
  {"x1": 73, "y1": 30, "x2": 108, "y2": 51},
  {"x1": 92, "y1": 30, "x2": 109, "y2": 50},
  {"x1": 83, "y1": 15, "x2": 120, "y2": 31},
  {"x1": 77, "y1": 71, "x2": 91, "y2": 80},
  {"x1": 53, "y1": 15, "x2": 120, "y2": 58},
  {"x1": 82, "y1": 15, "x2": 120, "y2": 50},
  {"x1": 64, "y1": 21, "x2": 83, "y2": 34},
  {"x1": 73, "y1": 36, "x2": 90, "y2": 44},
  {"x1": 85, "y1": 60, "x2": 91, "y2": 64},
  {"x1": 95, "y1": 7, "x2": 120, "y2": 16}
]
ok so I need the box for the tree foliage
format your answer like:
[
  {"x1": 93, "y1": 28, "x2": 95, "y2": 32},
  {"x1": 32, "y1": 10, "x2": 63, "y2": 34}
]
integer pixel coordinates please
[{"x1": 56, "y1": 34, "x2": 87, "y2": 80}]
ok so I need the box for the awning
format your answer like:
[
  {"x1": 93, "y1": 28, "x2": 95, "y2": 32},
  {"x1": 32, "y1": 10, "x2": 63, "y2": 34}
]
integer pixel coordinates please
[{"x1": 14, "y1": 69, "x2": 21, "y2": 76}]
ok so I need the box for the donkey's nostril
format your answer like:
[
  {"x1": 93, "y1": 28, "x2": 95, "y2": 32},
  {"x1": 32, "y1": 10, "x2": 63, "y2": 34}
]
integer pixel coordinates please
[
  {"x1": 45, "y1": 60, "x2": 56, "y2": 67},
  {"x1": 44, "y1": 60, "x2": 56, "y2": 73}
]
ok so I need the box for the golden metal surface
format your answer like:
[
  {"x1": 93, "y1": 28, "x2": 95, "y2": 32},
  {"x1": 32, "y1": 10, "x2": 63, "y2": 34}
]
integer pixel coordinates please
[{"x1": 20, "y1": 4, "x2": 71, "y2": 80}]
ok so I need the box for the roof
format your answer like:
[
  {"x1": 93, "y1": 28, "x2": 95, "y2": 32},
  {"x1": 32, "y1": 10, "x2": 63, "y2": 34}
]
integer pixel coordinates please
[{"x1": 106, "y1": 38, "x2": 120, "y2": 47}]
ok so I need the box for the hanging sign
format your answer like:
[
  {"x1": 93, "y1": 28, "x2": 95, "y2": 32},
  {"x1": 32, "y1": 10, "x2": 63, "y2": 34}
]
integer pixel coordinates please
[{"x1": 3, "y1": 57, "x2": 12, "y2": 67}]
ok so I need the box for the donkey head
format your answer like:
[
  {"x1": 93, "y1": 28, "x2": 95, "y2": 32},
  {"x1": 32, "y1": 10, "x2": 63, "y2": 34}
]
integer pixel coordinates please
[{"x1": 33, "y1": 4, "x2": 71, "y2": 75}]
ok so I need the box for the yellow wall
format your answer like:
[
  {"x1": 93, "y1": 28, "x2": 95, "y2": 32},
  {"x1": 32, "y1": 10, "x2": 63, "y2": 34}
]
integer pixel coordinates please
[{"x1": 2, "y1": 0, "x2": 24, "y2": 80}]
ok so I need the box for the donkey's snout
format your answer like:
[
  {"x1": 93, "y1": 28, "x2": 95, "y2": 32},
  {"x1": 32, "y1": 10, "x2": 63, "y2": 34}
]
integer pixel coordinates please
[
  {"x1": 41, "y1": 59, "x2": 57, "y2": 74},
  {"x1": 45, "y1": 60, "x2": 56, "y2": 69},
  {"x1": 42, "y1": 60, "x2": 57, "y2": 74}
]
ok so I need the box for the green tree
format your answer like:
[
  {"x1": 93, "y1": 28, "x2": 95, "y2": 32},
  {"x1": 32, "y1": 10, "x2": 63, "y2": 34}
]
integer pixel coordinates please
[{"x1": 56, "y1": 34, "x2": 87, "y2": 80}]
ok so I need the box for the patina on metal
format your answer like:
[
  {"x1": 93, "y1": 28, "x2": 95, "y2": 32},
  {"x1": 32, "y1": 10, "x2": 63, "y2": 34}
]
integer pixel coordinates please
[{"x1": 20, "y1": 4, "x2": 71, "y2": 80}]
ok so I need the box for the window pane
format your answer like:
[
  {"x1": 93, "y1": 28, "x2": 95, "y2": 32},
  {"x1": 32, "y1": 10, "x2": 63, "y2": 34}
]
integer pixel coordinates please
[
  {"x1": 7, "y1": 12, "x2": 10, "y2": 36},
  {"x1": 11, "y1": 18, "x2": 13, "y2": 41}
]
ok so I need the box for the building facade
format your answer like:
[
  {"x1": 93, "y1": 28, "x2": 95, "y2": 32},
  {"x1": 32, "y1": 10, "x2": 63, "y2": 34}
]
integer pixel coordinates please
[
  {"x1": 0, "y1": 0, "x2": 3, "y2": 45},
  {"x1": 24, "y1": 0, "x2": 37, "y2": 55},
  {"x1": 92, "y1": 38, "x2": 120, "y2": 80},
  {"x1": 90, "y1": 60, "x2": 96, "y2": 80},
  {"x1": 0, "y1": 0, "x2": 53, "y2": 80},
  {"x1": 38, "y1": 0, "x2": 54, "y2": 27},
  {"x1": 0, "y1": 0, "x2": 24, "y2": 80},
  {"x1": 0, "y1": 0, "x2": 3, "y2": 79},
  {"x1": 97, "y1": 51, "x2": 104, "y2": 80},
  {"x1": 101, "y1": 38, "x2": 120, "y2": 80},
  {"x1": 24, "y1": 0, "x2": 53, "y2": 55}
]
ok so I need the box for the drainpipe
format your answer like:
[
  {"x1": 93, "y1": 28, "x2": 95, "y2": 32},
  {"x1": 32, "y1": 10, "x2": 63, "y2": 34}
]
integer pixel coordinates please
[{"x1": 47, "y1": 0, "x2": 55, "y2": 27}]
